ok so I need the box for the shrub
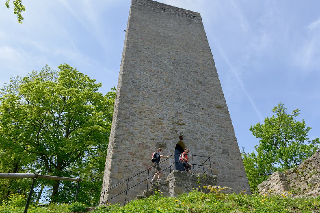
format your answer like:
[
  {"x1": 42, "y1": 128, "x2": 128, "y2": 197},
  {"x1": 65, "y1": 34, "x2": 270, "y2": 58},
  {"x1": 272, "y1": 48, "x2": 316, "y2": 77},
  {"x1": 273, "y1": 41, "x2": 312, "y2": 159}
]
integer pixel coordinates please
[{"x1": 68, "y1": 202, "x2": 86, "y2": 212}]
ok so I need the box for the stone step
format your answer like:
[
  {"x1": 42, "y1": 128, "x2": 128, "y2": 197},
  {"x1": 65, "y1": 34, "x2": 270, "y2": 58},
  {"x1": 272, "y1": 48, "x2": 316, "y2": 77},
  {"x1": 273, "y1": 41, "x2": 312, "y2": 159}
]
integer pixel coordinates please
[{"x1": 135, "y1": 171, "x2": 218, "y2": 201}]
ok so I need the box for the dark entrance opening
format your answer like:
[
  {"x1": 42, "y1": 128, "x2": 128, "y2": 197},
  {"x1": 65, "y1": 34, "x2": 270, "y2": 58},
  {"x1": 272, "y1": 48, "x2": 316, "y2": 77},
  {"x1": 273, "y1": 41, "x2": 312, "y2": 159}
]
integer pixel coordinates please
[{"x1": 175, "y1": 144, "x2": 185, "y2": 171}]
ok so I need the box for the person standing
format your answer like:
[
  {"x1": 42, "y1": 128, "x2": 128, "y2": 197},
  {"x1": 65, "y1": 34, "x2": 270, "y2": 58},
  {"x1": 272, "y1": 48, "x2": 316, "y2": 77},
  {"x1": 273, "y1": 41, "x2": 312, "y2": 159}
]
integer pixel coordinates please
[
  {"x1": 180, "y1": 148, "x2": 191, "y2": 172},
  {"x1": 151, "y1": 148, "x2": 170, "y2": 183}
]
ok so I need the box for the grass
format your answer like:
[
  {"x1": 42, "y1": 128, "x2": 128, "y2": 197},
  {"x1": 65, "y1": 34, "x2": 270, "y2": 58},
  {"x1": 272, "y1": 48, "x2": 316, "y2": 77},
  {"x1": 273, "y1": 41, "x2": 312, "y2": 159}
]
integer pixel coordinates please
[
  {"x1": 93, "y1": 189, "x2": 320, "y2": 213},
  {"x1": 1, "y1": 189, "x2": 320, "y2": 212}
]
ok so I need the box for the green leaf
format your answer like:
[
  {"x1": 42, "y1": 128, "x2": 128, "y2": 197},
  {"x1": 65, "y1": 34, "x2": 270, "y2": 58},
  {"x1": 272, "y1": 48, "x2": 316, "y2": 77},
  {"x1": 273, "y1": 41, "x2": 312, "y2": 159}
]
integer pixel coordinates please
[{"x1": 0, "y1": 64, "x2": 115, "y2": 205}]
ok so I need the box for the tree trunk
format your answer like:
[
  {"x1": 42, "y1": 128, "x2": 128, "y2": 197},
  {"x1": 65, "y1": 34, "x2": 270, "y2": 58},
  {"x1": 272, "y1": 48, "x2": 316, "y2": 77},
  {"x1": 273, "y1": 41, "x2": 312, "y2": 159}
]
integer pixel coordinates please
[
  {"x1": 51, "y1": 180, "x2": 60, "y2": 202},
  {"x1": 51, "y1": 159, "x2": 63, "y2": 202},
  {"x1": 51, "y1": 117, "x2": 69, "y2": 202}
]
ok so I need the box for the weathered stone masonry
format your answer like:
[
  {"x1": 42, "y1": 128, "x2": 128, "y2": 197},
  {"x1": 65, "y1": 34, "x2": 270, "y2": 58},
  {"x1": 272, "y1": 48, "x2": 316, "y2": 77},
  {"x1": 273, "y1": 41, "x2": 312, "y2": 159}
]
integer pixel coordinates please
[
  {"x1": 100, "y1": 0, "x2": 250, "y2": 204},
  {"x1": 258, "y1": 149, "x2": 320, "y2": 198}
]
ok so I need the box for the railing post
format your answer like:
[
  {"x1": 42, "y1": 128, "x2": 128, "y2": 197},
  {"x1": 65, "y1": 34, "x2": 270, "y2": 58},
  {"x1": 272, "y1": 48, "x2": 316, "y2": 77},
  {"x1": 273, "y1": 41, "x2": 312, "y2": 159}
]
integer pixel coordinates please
[
  {"x1": 75, "y1": 180, "x2": 80, "y2": 202},
  {"x1": 208, "y1": 157, "x2": 212, "y2": 175},
  {"x1": 24, "y1": 177, "x2": 37, "y2": 213},
  {"x1": 124, "y1": 178, "x2": 129, "y2": 206},
  {"x1": 147, "y1": 169, "x2": 149, "y2": 191}
]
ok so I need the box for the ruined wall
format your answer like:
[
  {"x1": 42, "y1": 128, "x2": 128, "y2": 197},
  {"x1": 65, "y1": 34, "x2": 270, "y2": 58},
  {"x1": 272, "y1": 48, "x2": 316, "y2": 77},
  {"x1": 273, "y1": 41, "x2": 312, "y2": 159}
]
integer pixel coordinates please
[
  {"x1": 258, "y1": 149, "x2": 320, "y2": 198},
  {"x1": 100, "y1": 0, "x2": 250, "y2": 205}
]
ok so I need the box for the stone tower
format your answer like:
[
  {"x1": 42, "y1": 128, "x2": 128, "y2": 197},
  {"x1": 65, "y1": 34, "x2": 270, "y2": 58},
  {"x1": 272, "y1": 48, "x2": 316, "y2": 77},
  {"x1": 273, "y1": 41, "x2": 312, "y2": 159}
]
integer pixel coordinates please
[{"x1": 100, "y1": 0, "x2": 250, "y2": 205}]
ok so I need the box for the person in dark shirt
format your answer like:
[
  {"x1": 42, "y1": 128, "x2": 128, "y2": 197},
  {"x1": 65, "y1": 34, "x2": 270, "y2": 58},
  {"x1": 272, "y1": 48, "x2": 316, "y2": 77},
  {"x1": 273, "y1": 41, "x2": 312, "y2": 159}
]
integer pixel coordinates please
[{"x1": 151, "y1": 148, "x2": 169, "y2": 183}]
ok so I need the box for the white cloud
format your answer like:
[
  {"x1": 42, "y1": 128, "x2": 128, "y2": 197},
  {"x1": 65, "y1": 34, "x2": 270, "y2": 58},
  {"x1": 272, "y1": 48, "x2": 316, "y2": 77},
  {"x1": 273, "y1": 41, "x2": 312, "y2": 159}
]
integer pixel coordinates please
[
  {"x1": 0, "y1": 46, "x2": 22, "y2": 61},
  {"x1": 57, "y1": 0, "x2": 89, "y2": 31},
  {"x1": 294, "y1": 17, "x2": 320, "y2": 72},
  {"x1": 297, "y1": 38, "x2": 318, "y2": 71},
  {"x1": 308, "y1": 17, "x2": 320, "y2": 31},
  {"x1": 0, "y1": 46, "x2": 32, "y2": 86},
  {"x1": 210, "y1": 38, "x2": 264, "y2": 122},
  {"x1": 229, "y1": 0, "x2": 250, "y2": 32},
  {"x1": 56, "y1": 0, "x2": 120, "y2": 57}
]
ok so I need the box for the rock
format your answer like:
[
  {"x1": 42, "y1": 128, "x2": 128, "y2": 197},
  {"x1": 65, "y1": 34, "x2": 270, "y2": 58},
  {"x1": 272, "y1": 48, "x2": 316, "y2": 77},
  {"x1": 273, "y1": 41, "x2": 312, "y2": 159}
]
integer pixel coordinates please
[{"x1": 85, "y1": 207, "x2": 96, "y2": 212}]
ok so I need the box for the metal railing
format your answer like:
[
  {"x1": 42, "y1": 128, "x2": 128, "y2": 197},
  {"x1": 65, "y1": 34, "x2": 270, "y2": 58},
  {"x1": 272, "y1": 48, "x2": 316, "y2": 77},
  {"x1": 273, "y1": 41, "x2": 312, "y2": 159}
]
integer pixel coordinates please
[
  {"x1": 0, "y1": 173, "x2": 81, "y2": 213},
  {"x1": 103, "y1": 154, "x2": 172, "y2": 194},
  {"x1": 103, "y1": 153, "x2": 215, "y2": 205},
  {"x1": 191, "y1": 154, "x2": 214, "y2": 175},
  {"x1": 101, "y1": 155, "x2": 173, "y2": 205},
  {"x1": 110, "y1": 164, "x2": 173, "y2": 206}
]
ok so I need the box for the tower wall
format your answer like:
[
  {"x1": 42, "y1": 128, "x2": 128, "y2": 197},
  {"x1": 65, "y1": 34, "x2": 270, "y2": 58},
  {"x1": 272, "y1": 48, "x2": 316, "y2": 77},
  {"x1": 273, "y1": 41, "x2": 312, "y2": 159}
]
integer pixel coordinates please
[{"x1": 100, "y1": 0, "x2": 250, "y2": 205}]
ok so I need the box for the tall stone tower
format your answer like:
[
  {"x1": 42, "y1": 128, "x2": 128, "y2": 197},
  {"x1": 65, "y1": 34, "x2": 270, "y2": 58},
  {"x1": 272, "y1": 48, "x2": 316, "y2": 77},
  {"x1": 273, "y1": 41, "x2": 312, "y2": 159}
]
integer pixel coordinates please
[{"x1": 100, "y1": 0, "x2": 250, "y2": 204}]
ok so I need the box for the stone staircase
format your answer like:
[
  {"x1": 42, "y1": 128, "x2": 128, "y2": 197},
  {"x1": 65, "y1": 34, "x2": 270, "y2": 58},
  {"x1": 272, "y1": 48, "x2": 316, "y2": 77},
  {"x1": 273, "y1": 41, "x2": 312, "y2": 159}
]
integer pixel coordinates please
[{"x1": 137, "y1": 170, "x2": 218, "y2": 199}]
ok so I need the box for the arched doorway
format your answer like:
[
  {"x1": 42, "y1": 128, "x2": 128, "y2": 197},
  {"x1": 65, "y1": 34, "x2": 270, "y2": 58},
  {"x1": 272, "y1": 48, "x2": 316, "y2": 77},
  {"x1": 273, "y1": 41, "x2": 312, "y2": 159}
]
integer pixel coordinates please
[{"x1": 174, "y1": 142, "x2": 185, "y2": 171}]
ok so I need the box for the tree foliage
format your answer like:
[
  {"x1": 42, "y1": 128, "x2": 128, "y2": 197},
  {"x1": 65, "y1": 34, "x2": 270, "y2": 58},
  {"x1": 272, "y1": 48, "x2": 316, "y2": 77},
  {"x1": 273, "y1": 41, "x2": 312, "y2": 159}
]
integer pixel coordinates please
[
  {"x1": 0, "y1": 64, "x2": 115, "y2": 205},
  {"x1": 242, "y1": 103, "x2": 320, "y2": 192},
  {"x1": 5, "y1": 0, "x2": 25, "y2": 23}
]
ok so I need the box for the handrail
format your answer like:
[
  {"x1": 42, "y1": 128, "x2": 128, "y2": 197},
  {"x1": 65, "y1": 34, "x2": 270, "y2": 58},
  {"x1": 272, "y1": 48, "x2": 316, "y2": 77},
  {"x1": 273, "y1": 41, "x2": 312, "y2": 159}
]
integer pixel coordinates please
[
  {"x1": 107, "y1": 164, "x2": 173, "y2": 204},
  {"x1": 103, "y1": 153, "x2": 214, "y2": 205},
  {"x1": 192, "y1": 154, "x2": 211, "y2": 158},
  {"x1": 0, "y1": 173, "x2": 81, "y2": 182},
  {"x1": 191, "y1": 155, "x2": 213, "y2": 175},
  {"x1": 104, "y1": 154, "x2": 173, "y2": 193},
  {"x1": 0, "y1": 173, "x2": 81, "y2": 213}
]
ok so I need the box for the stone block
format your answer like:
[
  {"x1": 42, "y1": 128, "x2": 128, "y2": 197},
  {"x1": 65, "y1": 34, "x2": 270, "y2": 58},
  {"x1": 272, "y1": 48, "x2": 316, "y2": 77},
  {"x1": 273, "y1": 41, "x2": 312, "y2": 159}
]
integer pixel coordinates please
[{"x1": 167, "y1": 171, "x2": 217, "y2": 197}]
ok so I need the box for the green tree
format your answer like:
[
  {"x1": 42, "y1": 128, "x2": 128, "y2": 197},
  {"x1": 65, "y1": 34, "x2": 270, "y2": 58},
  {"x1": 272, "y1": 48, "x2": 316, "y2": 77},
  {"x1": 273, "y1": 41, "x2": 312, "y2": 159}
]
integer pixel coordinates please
[
  {"x1": 0, "y1": 64, "x2": 115, "y2": 204},
  {"x1": 5, "y1": 0, "x2": 25, "y2": 23},
  {"x1": 0, "y1": 136, "x2": 31, "y2": 203},
  {"x1": 242, "y1": 103, "x2": 320, "y2": 192}
]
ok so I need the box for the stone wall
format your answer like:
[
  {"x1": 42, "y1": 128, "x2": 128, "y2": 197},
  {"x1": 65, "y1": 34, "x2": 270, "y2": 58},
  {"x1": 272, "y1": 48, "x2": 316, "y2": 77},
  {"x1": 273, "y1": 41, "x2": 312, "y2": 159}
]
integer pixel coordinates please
[
  {"x1": 258, "y1": 149, "x2": 320, "y2": 197},
  {"x1": 100, "y1": 0, "x2": 250, "y2": 205},
  {"x1": 258, "y1": 171, "x2": 289, "y2": 196},
  {"x1": 167, "y1": 171, "x2": 217, "y2": 197}
]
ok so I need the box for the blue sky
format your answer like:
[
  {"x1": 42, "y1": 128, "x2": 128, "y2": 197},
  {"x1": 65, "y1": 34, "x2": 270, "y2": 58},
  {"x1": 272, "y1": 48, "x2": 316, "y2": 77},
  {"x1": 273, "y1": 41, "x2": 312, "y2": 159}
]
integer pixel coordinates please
[{"x1": 1, "y1": 0, "x2": 320, "y2": 153}]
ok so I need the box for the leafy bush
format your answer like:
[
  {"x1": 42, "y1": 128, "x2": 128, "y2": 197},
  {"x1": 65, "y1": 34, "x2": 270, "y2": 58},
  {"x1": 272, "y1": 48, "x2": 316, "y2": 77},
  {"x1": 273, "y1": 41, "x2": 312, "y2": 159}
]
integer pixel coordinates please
[
  {"x1": 5, "y1": 194, "x2": 25, "y2": 208},
  {"x1": 0, "y1": 194, "x2": 26, "y2": 213},
  {"x1": 68, "y1": 202, "x2": 86, "y2": 212},
  {"x1": 93, "y1": 188, "x2": 320, "y2": 213},
  {"x1": 1, "y1": 188, "x2": 320, "y2": 212}
]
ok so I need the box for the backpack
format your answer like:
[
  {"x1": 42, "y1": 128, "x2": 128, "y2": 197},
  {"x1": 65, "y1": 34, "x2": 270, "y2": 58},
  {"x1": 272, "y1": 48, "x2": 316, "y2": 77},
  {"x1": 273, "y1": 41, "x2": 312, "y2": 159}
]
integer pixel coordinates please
[{"x1": 151, "y1": 152, "x2": 160, "y2": 163}]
